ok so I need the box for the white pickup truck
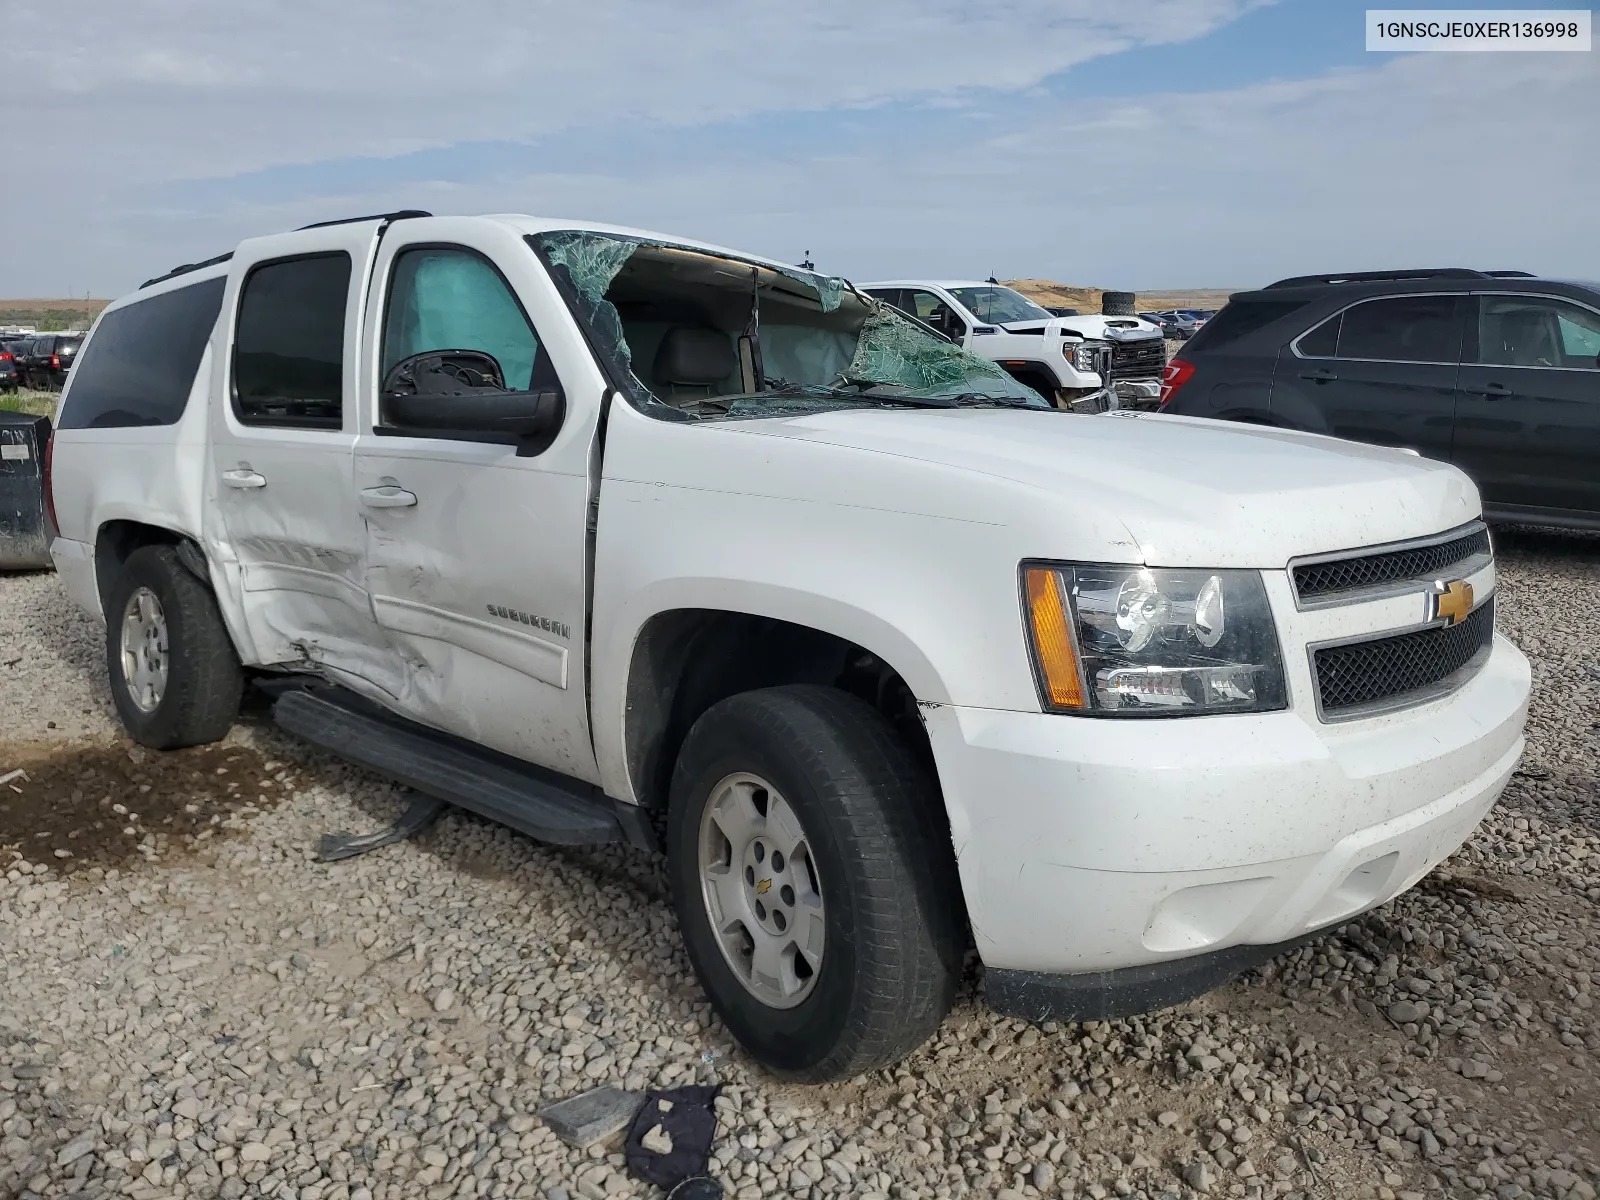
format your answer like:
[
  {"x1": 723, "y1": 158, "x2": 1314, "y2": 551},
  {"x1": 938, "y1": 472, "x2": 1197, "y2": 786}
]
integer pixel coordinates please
[
  {"x1": 48, "y1": 212, "x2": 1530, "y2": 1082},
  {"x1": 859, "y1": 279, "x2": 1168, "y2": 409}
]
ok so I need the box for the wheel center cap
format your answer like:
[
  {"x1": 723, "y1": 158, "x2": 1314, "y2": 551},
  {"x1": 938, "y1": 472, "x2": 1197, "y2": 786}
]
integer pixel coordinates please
[{"x1": 740, "y1": 837, "x2": 791, "y2": 936}]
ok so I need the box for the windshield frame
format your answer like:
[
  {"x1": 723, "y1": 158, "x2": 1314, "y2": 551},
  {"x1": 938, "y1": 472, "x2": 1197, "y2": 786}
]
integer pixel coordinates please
[{"x1": 528, "y1": 231, "x2": 1053, "y2": 422}]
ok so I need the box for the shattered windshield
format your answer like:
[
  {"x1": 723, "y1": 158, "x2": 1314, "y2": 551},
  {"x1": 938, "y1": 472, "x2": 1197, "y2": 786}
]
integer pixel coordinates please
[
  {"x1": 947, "y1": 286, "x2": 1053, "y2": 325},
  {"x1": 528, "y1": 231, "x2": 1049, "y2": 421}
]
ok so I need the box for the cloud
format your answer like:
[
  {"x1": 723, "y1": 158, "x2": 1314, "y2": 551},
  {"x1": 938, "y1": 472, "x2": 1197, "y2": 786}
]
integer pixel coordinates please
[
  {"x1": 7, "y1": 2, "x2": 1595, "y2": 295},
  {"x1": 14, "y1": 0, "x2": 1256, "y2": 183}
]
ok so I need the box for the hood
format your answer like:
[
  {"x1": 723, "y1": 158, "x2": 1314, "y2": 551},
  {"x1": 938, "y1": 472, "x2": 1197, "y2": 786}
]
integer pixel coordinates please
[
  {"x1": 719, "y1": 407, "x2": 1479, "y2": 568},
  {"x1": 1002, "y1": 314, "x2": 1163, "y2": 341}
]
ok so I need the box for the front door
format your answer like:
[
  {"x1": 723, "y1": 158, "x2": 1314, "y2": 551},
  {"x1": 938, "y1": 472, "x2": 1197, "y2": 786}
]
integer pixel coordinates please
[
  {"x1": 1453, "y1": 292, "x2": 1600, "y2": 518},
  {"x1": 206, "y1": 226, "x2": 405, "y2": 696},
  {"x1": 352, "y1": 220, "x2": 602, "y2": 781},
  {"x1": 1274, "y1": 293, "x2": 1464, "y2": 461}
]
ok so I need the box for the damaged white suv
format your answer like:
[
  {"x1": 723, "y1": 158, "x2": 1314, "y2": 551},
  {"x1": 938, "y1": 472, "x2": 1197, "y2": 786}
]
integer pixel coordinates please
[{"x1": 47, "y1": 212, "x2": 1529, "y2": 1082}]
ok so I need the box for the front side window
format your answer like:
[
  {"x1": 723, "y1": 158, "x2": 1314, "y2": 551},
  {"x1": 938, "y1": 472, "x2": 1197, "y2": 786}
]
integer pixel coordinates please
[
  {"x1": 1476, "y1": 295, "x2": 1600, "y2": 369},
  {"x1": 1332, "y1": 295, "x2": 1460, "y2": 363},
  {"x1": 233, "y1": 253, "x2": 351, "y2": 429},
  {"x1": 382, "y1": 246, "x2": 546, "y2": 391},
  {"x1": 946, "y1": 286, "x2": 1052, "y2": 325}
]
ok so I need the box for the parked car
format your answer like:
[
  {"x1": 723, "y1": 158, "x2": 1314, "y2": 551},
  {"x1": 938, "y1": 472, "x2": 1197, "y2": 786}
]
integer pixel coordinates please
[
  {"x1": 860, "y1": 279, "x2": 1167, "y2": 409},
  {"x1": 1140, "y1": 312, "x2": 1186, "y2": 339},
  {"x1": 16, "y1": 333, "x2": 84, "y2": 390},
  {"x1": 0, "y1": 348, "x2": 19, "y2": 393},
  {"x1": 48, "y1": 217, "x2": 1528, "y2": 1080},
  {"x1": 1142, "y1": 310, "x2": 1207, "y2": 339},
  {"x1": 1160, "y1": 268, "x2": 1600, "y2": 529}
]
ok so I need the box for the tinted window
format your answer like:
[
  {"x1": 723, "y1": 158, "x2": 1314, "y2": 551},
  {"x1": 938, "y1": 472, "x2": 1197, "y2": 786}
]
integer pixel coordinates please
[
  {"x1": 233, "y1": 253, "x2": 350, "y2": 428},
  {"x1": 1185, "y1": 300, "x2": 1308, "y2": 352},
  {"x1": 57, "y1": 277, "x2": 225, "y2": 430},
  {"x1": 1475, "y1": 295, "x2": 1600, "y2": 369},
  {"x1": 1335, "y1": 295, "x2": 1460, "y2": 362},
  {"x1": 1296, "y1": 315, "x2": 1339, "y2": 357},
  {"x1": 382, "y1": 247, "x2": 543, "y2": 391}
]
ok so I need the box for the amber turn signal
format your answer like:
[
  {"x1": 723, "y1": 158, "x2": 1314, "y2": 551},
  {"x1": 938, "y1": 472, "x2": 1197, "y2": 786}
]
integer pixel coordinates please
[{"x1": 1024, "y1": 567, "x2": 1085, "y2": 709}]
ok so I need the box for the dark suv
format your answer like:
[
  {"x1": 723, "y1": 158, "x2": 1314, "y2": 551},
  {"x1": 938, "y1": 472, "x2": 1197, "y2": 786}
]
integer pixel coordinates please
[
  {"x1": 15, "y1": 333, "x2": 85, "y2": 390},
  {"x1": 1160, "y1": 269, "x2": 1600, "y2": 529}
]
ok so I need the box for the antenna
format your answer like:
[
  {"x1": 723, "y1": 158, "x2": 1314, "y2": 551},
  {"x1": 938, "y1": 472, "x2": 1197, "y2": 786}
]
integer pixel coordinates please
[
  {"x1": 799, "y1": 250, "x2": 816, "y2": 271},
  {"x1": 986, "y1": 273, "x2": 1000, "y2": 285}
]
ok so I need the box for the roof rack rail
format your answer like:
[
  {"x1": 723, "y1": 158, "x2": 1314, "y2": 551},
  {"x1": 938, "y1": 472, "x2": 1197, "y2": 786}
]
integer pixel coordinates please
[
  {"x1": 139, "y1": 251, "x2": 235, "y2": 290},
  {"x1": 296, "y1": 209, "x2": 432, "y2": 231},
  {"x1": 1483, "y1": 270, "x2": 1537, "y2": 278},
  {"x1": 1264, "y1": 268, "x2": 1488, "y2": 290}
]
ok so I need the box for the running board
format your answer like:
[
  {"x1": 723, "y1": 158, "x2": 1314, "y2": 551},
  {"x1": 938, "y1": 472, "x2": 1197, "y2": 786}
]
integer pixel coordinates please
[{"x1": 272, "y1": 686, "x2": 624, "y2": 846}]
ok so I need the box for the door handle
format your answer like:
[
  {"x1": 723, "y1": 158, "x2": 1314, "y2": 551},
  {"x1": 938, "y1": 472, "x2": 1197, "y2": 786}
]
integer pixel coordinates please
[
  {"x1": 1465, "y1": 381, "x2": 1512, "y2": 398},
  {"x1": 221, "y1": 469, "x2": 267, "y2": 489},
  {"x1": 1299, "y1": 368, "x2": 1338, "y2": 383},
  {"x1": 359, "y1": 484, "x2": 418, "y2": 508}
]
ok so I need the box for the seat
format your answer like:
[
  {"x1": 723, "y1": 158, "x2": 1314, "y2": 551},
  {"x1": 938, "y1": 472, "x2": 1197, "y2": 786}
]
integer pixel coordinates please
[
  {"x1": 1493, "y1": 310, "x2": 1558, "y2": 367},
  {"x1": 652, "y1": 327, "x2": 736, "y2": 405}
]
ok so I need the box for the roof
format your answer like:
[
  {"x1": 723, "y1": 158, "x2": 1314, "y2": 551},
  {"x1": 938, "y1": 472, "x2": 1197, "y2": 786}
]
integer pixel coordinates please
[{"x1": 858, "y1": 279, "x2": 1018, "y2": 291}]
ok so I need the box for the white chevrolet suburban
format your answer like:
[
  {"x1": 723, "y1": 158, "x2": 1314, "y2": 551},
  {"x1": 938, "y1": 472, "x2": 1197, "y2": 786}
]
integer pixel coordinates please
[
  {"x1": 859, "y1": 279, "x2": 1168, "y2": 410},
  {"x1": 47, "y1": 211, "x2": 1530, "y2": 1082}
]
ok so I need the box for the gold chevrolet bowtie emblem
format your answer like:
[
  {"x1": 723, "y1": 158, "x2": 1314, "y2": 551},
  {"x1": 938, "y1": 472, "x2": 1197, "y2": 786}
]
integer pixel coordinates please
[
  {"x1": 755, "y1": 878, "x2": 772, "y2": 896},
  {"x1": 1429, "y1": 580, "x2": 1474, "y2": 627}
]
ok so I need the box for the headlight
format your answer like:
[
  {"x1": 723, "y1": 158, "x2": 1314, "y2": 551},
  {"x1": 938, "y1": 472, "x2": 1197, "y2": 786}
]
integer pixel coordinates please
[
  {"x1": 1062, "y1": 341, "x2": 1100, "y2": 373},
  {"x1": 1021, "y1": 563, "x2": 1287, "y2": 716}
]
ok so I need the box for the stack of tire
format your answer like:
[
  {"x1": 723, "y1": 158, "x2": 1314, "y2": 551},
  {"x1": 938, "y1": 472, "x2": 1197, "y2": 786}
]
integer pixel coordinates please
[{"x1": 1101, "y1": 291, "x2": 1137, "y2": 316}]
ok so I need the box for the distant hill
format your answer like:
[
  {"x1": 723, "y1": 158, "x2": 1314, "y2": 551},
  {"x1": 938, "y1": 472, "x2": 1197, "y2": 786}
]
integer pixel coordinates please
[
  {"x1": 0, "y1": 299, "x2": 110, "y2": 332},
  {"x1": 1005, "y1": 280, "x2": 1238, "y2": 314}
]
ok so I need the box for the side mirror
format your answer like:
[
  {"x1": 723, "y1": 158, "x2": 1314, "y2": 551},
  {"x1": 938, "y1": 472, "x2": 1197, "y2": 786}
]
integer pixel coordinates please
[
  {"x1": 383, "y1": 349, "x2": 506, "y2": 395},
  {"x1": 380, "y1": 350, "x2": 566, "y2": 457}
]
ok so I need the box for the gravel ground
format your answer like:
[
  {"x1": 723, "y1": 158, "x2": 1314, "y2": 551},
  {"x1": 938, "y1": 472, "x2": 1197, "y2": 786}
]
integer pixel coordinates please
[{"x1": 2, "y1": 528, "x2": 1598, "y2": 1200}]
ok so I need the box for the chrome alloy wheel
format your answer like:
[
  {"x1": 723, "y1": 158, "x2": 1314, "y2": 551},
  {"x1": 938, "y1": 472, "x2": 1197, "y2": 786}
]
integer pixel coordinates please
[
  {"x1": 697, "y1": 772, "x2": 826, "y2": 1009},
  {"x1": 119, "y1": 586, "x2": 169, "y2": 714}
]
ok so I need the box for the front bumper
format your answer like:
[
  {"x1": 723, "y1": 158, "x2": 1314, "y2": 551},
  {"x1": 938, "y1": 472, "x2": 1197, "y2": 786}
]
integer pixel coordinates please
[{"x1": 924, "y1": 632, "x2": 1529, "y2": 994}]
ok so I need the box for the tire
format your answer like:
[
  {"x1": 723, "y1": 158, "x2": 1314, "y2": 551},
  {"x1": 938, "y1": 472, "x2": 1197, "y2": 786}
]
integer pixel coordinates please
[
  {"x1": 104, "y1": 543, "x2": 244, "y2": 749},
  {"x1": 666, "y1": 684, "x2": 963, "y2": 1081}
]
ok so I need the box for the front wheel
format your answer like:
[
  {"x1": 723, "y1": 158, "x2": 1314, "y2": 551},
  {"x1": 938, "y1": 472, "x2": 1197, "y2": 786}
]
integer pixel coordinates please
[
  {"x1": 666, "y1": 685, "x2": 963, "y2": 1081},
  {"x1": 105, "y1": 544, "x2": 244, "y2": 749}
]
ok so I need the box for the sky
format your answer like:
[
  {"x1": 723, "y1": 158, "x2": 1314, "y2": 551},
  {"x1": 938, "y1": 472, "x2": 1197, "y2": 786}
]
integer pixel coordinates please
[{"x1": 3, "y1": 0, "x2": 1595, "y2": 298}]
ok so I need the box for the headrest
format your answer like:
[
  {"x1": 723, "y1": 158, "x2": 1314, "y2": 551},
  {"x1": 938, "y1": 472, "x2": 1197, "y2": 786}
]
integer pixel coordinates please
[{"x1": 654, "y1": 327, "x2": 735, "y2": 386}]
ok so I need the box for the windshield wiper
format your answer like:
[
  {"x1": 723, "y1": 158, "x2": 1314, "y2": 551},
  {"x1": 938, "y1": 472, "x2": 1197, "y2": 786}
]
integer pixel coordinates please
[{"x1": 941, "y1": 393, "x2": 1049, "y2": 409}]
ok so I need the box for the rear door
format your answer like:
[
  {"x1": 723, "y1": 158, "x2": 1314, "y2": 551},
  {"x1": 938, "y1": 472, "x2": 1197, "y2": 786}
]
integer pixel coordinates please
[
  {"x1": 1274, "y1": 293, "x2": 1463, "y2": 460},
  {"x1": 207, "y1": 224, "x2": 406, "y2": 695},
  {"x1": 1453, "y1": 292, "x2": 1600, "y2": 518}
]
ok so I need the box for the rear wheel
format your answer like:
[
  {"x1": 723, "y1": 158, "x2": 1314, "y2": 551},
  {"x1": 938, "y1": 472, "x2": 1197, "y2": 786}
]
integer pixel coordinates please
[
  {"x1": 666, "y1": 684, "x2": 963, "y2": 1081},
  {"x1": 105, "y1": 544, "x2": 244, "y2": 749}
]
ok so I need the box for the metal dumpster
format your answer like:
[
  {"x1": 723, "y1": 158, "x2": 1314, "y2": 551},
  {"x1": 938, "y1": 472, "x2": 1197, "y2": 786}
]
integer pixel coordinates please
[{"x1": 0, "y1": 412, "x2": 55, "y2": 570}]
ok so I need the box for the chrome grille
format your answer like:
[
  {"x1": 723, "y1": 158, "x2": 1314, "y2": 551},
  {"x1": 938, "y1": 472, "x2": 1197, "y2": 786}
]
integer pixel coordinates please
[
  {"x1": 1313, "y1": 599, "x2": 1494, "y2": 719},
  {"x1": 1108, "y1": 339, "x2": 1165, "y2": 380},
  {"x1": 1291, "y1": 523, "x2": 1490, "y2": 608}
]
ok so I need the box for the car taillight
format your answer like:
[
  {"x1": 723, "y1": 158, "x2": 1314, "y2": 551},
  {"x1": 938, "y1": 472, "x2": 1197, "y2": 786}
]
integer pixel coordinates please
[
  {"x1": 1158, "y1": 358, "x2": 1196, "y2": 409},
  {"x1": 43, "y1": 431, "x2": 59, "y2": 537},
  {"x1": 50, "y1": 353, "x2": 61, "y2": 369}
]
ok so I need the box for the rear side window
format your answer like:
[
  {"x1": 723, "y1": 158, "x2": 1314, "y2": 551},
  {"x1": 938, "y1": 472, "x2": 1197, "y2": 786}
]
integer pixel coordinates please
[
  {"x1": 233, "y1": 253, "x2": 351, "y2": 429},
  {"x1": 57, "y1": 277, "x2": 225, "y2": 430},
  {"x1": 1184, "y1": 300, "x2": 1307, "y2": 352},
  {"x1": 1332, "y1": 295, "x2": 1460, "y2": 363}
]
